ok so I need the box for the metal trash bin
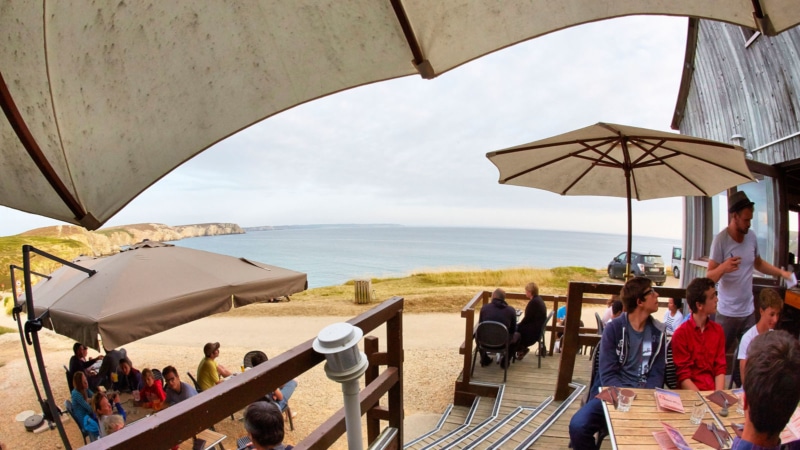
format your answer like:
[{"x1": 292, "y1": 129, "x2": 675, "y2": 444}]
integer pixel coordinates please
[{"x1": 354, "y1": 279, "x2": 371, "y2": 304}]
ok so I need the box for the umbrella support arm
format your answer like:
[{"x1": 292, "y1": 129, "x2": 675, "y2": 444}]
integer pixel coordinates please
[
  {"x1": 22, "y1": 246, "x2": 73, "y2": 450},
  {"x1": 26, "y1": 245, "x2": 97, "y2": 277}
]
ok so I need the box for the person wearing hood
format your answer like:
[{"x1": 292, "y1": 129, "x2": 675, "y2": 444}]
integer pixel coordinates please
[
  {"x1": 477, "y1": 288, "x2": 519, "y2": 368},
  {"x1": 568, "y1": 277, "x2": 667, "y2": 450}
]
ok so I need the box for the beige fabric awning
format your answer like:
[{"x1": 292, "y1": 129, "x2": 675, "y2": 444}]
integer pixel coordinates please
[
  {"x1": 2, "y1": 1, "x2": 797, "y2": 229},
  {"x1": 23, "y1": 241, "x2": 307, "y2": 350}
]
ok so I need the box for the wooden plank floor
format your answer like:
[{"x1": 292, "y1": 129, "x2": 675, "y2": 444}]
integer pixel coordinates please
[{"x1": 405, "y1": 349, "x2": 606, "y2": 449}]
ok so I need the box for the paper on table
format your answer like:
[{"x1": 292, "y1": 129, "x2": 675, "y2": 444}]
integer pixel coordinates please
[
  {"x1": 655, "y1": 388, "x2": 685, "y2": 413},
  {"x1": 658, "y1": 422, "x2": 692, "y2": 450},
  {"x1": 787, "y1": 273, "x2": 798, "y2": 289}
]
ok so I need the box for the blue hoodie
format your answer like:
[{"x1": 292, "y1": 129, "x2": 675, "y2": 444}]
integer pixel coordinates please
[{"x1": 597, "y1": 312, "x2": 666, "y2": 390}]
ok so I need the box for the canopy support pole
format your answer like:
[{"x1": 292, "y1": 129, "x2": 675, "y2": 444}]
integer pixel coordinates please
[
  {"x1": 622, "y1": 140, "x2": 633, "y2": 279},
  {"x1": 10, "y1": 265, "x2": 51, "y2": 407}
]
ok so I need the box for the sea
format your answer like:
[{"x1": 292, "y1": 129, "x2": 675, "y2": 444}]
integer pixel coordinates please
[{"x1": 170, "y1": 226, "x2": 681, "y2": 289}]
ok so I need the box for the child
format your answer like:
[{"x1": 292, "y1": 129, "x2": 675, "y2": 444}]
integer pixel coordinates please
[{"x1": 737, "y1": 288, "x2": 783, "y2": 385}]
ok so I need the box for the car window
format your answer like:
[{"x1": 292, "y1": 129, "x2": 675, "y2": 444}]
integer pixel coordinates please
[
  {"x1": 643, "y1": 255, "x2": 664, "y2": 265},
  {"x1": 617, "y1": 252, "x2": 627, "y2": 263}
]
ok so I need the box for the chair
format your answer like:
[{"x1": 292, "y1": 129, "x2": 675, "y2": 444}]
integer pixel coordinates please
[
  {"x1": 578, "y1": 343, "x2": 608, "y2": 447},
  {"x1": 65, "y1": 399, "x2": 94, "y2": 444},
  {"x1": 471, "y1": 321, "x2": 511, "y2": 382},
  {"x1": 728, "y1": 339, "x2": 741, "y2": 389},
  {"x1": 664, "y1": 341, "x2": 679, "y2": 390},
  {"x1": 243, "y1": 350, "x2": 268, "y2": 369},
  {"x1": 151, "y1": 368, "x2": 164, "y2": 384},
  {"x1": 187, "y1": 371, "x2": 202, "y2": 393},
  {"x1": 594, "y1": 312, "x2": 605, "y2": 335},
  {"x1": 537, "y1": 311, "x2": 555, "y2": 369},
  {"x1": 64, "y1": 365, "x2": 73, "y2": 392}
]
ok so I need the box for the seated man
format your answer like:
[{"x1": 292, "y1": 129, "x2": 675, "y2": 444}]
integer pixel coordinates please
[
  {"x1": 68, "y1": 342, "x2": 103, "y2": 390},
  {"x1": 568, "y1": 277, "x2": 666, "y2": 450},
  {"x1": 477, "y1": 288, "x2": 518, "y2": 368},
  {"x1": 197, "y1": 342, "x2": 232, "y2": 391},
  {"x1": 732, "y1": 330, "x2": 800, "y2": 449},
  {"x1": 113, "y1": 357, "x2": 142, "y2": 393},
  {"x1": 162, "y1": 365, "x2": 198, "y2": 406},
  {"x1": 737, "y1": 288, "x2": 783, "y2": 385},
  {"x1": 250, "y1": 353, "x2": 297, "y2": 415},
  {"x1": 671, "y1": 277, "x2": 726, "y2": 391},
  {"x1": 244, "y1": 401, "x2": 293, "y2": 450}
]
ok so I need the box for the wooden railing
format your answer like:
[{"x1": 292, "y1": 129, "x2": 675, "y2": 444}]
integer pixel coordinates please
[
  {"x1": 85, "y1": 296, "x2": 405, "y2": 450},
  {"x1": 455, "y1": 287, "x2": 675, "y2": 406}
]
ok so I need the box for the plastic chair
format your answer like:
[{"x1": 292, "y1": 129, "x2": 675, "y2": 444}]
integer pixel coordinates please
[
  {"x1": 186, "y1": 371, "x2": 202, "y2": 393},
  {"x1": 243, "y1": 350, "x2": 268, "y2": 368},
  {"x1": 151, "y1": 368, "x2": 164, "y2": 384},
  {"x1": 471, "y1": 321, "x2": 511, "y2": 382},
  {"x1": 64, "y1": 365, "x2": 73, "y2": 392},
  {"x1": 537, "y1": 311, "x2": 555, "y2": 369},
  {"x1": 665, "y1": 341, "x2": 679, "y2": 389},
  {"x1": 594, "y1": 312, "x2": 605, "y2": 335},
  {"x1": 65, "y1": 399, "x2": 94, "y2": 444}
]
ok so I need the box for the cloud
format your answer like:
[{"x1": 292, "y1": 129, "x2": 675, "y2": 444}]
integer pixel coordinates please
[{"x1": 0, "y1": 15, "x2": 689, "y2": 239}]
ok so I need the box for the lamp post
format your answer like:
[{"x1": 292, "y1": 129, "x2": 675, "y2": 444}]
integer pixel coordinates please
[{"x1": 313, "y1": 323, "x2": 369, "y2": 450}]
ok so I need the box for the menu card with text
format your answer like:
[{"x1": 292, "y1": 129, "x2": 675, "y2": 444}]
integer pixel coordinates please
[
  {"x1": 654, "y1": 388, "x2": 685, "y2": 413},
  {"x1": 653, "y1": 422, "x2": 692, "y2": 450}
]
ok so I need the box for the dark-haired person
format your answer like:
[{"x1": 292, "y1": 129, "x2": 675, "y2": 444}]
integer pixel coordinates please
[
  {"x1": 162, "y1": 366, "x2": 197, "y2": 406},
  {"x1": 477, "y1": 288, "x2": 518, "y2": 368},
  {"x1": 737, "y1": 289, "x2": 783, "y2": 386},
  {"x1": 68, "y1": 342, "x2": 103, "y2": 390},
  {"x1": 113, "y1": 357, "x2": 142, "y2": 393},
  {"x1": 662, "y1": 297, "x2": 684, "y2": 335},
  {"x1": 244, "y1": 401, "x2": 293, "y2": 450},
  {"x1": 197, "y1": 342, "x2": 232, "y2": 391},
  {"x1": 96, "y1": 347, "x2": 126, "y2": 389},
  {"x1": 671, "y1": 277, "x2": 726, "y2": 392},
  {"x1": 568, "y1": 277, "x2": 666, "y2": 450},
  {"x1": 732, "y1": 330, "x2": 800, "y2": 449},
  {"x1": 514, "y1": 282, "x2": 547, "y2": 361},
  {"x1": 607, "y1": 300, "x2": 623, "y2": 323},
  {"x1": 708, "y1": 191, "x2": 793, "y2": 357},
  {"x1": 251, "y1": 353, "x2": 298, "y2": 415}
]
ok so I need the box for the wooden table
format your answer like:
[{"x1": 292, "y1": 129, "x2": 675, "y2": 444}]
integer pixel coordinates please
[
  {"x1": 601, "y1": 387, "x2": 737, "y2": 449},
  {"x1": 177, "y1": 429, "x2": 227, "y2": 450}
]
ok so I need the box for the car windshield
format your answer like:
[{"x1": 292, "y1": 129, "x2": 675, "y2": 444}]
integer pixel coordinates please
[{"x1": 643, "y1": 255, "x2": 664, "y2": 264}]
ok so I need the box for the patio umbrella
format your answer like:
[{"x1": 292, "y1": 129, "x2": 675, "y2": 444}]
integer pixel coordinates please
[
  {"x1": 486, "y1": 122, "x2": 755, "y2": 276},
  {"x1": 2, "y1": 2, "x2": 797, "y2": 230},
  {"x1": 21, "y1": 240, "x2": 308, "y2": 350}
]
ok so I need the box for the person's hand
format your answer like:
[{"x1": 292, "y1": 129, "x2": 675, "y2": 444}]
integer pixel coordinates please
[{"x1": 723, "y1": 256, "x2": 742, "y2": 273}]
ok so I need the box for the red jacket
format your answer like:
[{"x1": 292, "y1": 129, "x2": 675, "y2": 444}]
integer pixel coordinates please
[
  {"x1": 140, "y1": 379, "x2": 166, "y2": 403},
  {"x1": 671, "y1": 316, "x2": 726, "y2": 391}
]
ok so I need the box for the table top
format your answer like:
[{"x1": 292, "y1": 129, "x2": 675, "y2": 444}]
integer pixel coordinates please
[
  {"x1": 601, "y1": 387, "x2": 740, "y2": 450},
  {"x1": 176, "y1": 429, "x2": 227, "y2": 450}
]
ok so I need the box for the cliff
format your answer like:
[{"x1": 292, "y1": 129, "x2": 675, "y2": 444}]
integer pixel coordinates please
[{"x1": 20, "y1": 222, "x2": 244, "y2": 256}]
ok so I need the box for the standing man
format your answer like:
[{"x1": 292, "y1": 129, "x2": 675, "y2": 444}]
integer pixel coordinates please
[
  {"x1": 569, "y1": 277, "x2": 667, "y2": 450},
  {"x1": 708, "y1": 191, "x2": 793, "y2": 355},
  {"x1": 671, "y1": 277, "x2": 726, "y2": 391},
  {"x1": 162, "y1": 366, "x2": 198, "y2": 406},
  {"x1": 478, "y1": 288, "x2": 518, "y2": 368},
  {"x1": 197, "y1": 342, "x2": 232, "y2": 391}
]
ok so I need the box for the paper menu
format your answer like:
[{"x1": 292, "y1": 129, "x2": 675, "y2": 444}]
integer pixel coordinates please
[
  {"x1": 653, "y1": 422, "x2": 692, "y2": 450},
  {"x1": 654, "y1": 388, "x2": 685, "y2": 413},
  {"x1": 787, "y1": 273, "x2": 798, "y2": 289},
  {"x1": 780, "y1": 407, "x2": 800, "y2": 444}
]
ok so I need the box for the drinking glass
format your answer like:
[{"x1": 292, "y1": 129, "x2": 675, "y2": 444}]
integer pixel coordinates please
[
  {"x1": 690, "y1": 402, "x2": 706, "y2": 424},
  {"x1": 617, "y1": 389, "x2": 634, "y2": 412},
  {"x1": 735, "y1": 391, "x2": 745, "y2": 415}
]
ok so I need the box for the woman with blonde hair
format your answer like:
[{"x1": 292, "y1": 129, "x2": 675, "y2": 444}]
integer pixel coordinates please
[
  {"x1": 84, "y1": 391, "x2": 127, "y2": 439},
  {"x1": 139, "y1": 368, "x2": 166, "y2": 407},
  {"x1": 70, "y1": 371, "x2": 94, "y2": 428}
]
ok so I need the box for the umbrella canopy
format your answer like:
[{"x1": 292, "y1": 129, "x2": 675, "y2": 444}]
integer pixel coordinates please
[
  {"x1": 22, "y1": 240, "x2": 307, "y2": 350},
  {"x1": 2, "y1": 2, "x2": 798, "y2": 230},
  {"x1": 486, "y1": 122, "x2": 755, "y2": 274}
]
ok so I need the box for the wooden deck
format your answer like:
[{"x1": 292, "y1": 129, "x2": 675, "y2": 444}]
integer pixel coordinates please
[{"x1": 404, "y1": 349, "x2": 603, "y2": 449}]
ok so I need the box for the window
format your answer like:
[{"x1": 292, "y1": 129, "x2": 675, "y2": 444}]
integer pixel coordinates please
[{"x1": 737, "y1": 174, "x2": 778, "y2": 276}]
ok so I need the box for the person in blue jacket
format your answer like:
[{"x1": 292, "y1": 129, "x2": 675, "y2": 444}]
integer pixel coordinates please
[{"x1": 568, "y1": 277, "x2": 667, "y2": 449}]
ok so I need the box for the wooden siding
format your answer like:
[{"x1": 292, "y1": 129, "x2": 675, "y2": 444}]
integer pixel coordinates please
[{"x1": 673, "y1": 20, "x2": 800, "y2": 165}]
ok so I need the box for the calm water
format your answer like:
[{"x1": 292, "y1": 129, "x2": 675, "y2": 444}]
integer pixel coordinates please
[{"x1": 171, "y1": 226, "x2": 681, "y2": 288}]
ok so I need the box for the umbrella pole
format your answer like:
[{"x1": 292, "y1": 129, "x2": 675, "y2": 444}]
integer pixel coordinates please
[
  {"x1": 625, "y1": 164, "x2": 633, "y2": 279},
  {"x1": 22, "y1": 246, "x2": 73, "y2": 450},
  {"x1": 10, "y1": 266, "x2": 47, "y2": 405}
]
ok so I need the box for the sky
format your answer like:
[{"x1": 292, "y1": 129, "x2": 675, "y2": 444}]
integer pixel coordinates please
[{"x1": 0, "y1": 15, "x2": 691, "y2": 239}]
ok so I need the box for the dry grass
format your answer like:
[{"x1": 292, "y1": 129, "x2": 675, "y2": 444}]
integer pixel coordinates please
[{"x1": 225, "y1": 266, "x2": 605, "y2": 317}]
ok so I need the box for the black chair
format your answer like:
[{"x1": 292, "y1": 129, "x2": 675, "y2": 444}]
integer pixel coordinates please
[
  {"x1": 728, "y1": 339, "x2": 741, "y2": 389},
  {"x1": 187, "y1": 371, "x2": 202, "y2": 393},
  {"x1": 471, "y1": 321, "x2": 511, "y2": 382},
  {"x1": 537, "y1": 311, "x2": 555, "y2": 369},
  {"x1": 64, "y1": 365, "x2": 73, "y2": 392},
  {"x1": 151, "y1": 368, "x2": 164, "y2": 384},
  {"x1": 594, "y1": 312, "x2": 605, "y2": 335},
  {"x1": 243, "y1": 350, "x2": 268, "y2": 369},
  {"x1": 65, "y1": 399, "x2": 94, "y2": 444},
  {"x1": 664, "y1": 341, "x2": 679, "y2": 390}
]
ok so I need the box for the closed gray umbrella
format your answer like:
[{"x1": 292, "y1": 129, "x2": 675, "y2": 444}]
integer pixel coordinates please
[{"x1": 486, "y1": 122, "x2": 755, "y2": 276}]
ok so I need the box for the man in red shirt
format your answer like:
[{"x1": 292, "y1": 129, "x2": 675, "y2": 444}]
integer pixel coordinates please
[{"x1": 671, "y1": 277, "x2": 726, "y2": 391}]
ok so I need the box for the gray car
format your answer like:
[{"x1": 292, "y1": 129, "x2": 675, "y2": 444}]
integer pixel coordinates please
[{"x1": 607, "y1": 252, "x2": 666, "y2": 286}]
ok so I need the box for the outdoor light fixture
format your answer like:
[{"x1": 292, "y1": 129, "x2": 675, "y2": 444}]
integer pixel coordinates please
[
  {"x1": 313, "y1": 323, "x2": 369, "y2": 450},
  {"x1": 731, "y1": 134, "x2": 752, "y2": 159}
]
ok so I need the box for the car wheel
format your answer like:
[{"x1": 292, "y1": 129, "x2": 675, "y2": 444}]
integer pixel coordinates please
[
  {"x1": 656, "y1": 282, "x2": 664, "y2": 286},
  {"x1": 673, "y1": 266, "x2": 680, "y2": 279},
  {"x1": 608, "y1": 267, "x2": 613, "y2": 278}
]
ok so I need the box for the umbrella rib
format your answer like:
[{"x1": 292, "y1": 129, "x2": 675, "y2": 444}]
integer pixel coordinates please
[
  {"x1": 389, "y1": 0, "x2": 434, "y2": 79},
  {"x1": 500, "y1": 138, "x2": 622, "y2": 183}
]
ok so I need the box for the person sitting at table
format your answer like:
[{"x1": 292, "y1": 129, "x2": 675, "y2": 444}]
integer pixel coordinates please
[
  {"x1": 244, "y1": 401, "x2": 294, "y2": 450},
  {"x1": 478, "y1": 288, "x2": 518, "y2": 368},
  {"x1": 101, "y1": 414, "x2": 125, "y2": 437},
  {"x1": 69, "y1": 342, "x2": 103, "y2": 390},
  {"x1": 737, "y1": 288, "x2": 783, "y2": 386},
  {"x1": 84, "y1": 391, "x2": 127, "y2": 439},
  {"x1": 662, "y1": 297, "x2": 684, "y2": 335},
  {"x1": 197, "y1": 342, "x2": 233, "y2": 391},
  {"x1": 139, "y1": 368, "x2": 167, "y2": 407},
  {"x1": 671, "y1": 277, "x2": 726, "y2": 392},
  {"x1": 514, "y1": 282, "x2": 547, "y2": 361},
  {"x1": 250, "y1": 353, "x2": 298, "y2": 416},
  {"x1": 96, "y1": 347, "x2": 126, "y2": 389},
  {"x1": 568, "y1": 276, "x2": 666, "y2": 450},
  {"x1": 607, "y1": 300, "x2": 623, "y2": 323},
  {"x1": 113, "y1": 357, "x2": 142, "y2": 393},
  {"x1": 732, "y1": 330, "x2": 800, "y2": 450},
  {"x1": 162, "y1": 365, "x2": 197, "y2": 406},
  {"x1": 70, "y1": 371, "x2": 96, "y2": 430}
]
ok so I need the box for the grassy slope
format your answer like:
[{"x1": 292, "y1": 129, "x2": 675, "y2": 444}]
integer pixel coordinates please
[{"x1": 0, "y1": 236, "x2": 91, "y2": 288}]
